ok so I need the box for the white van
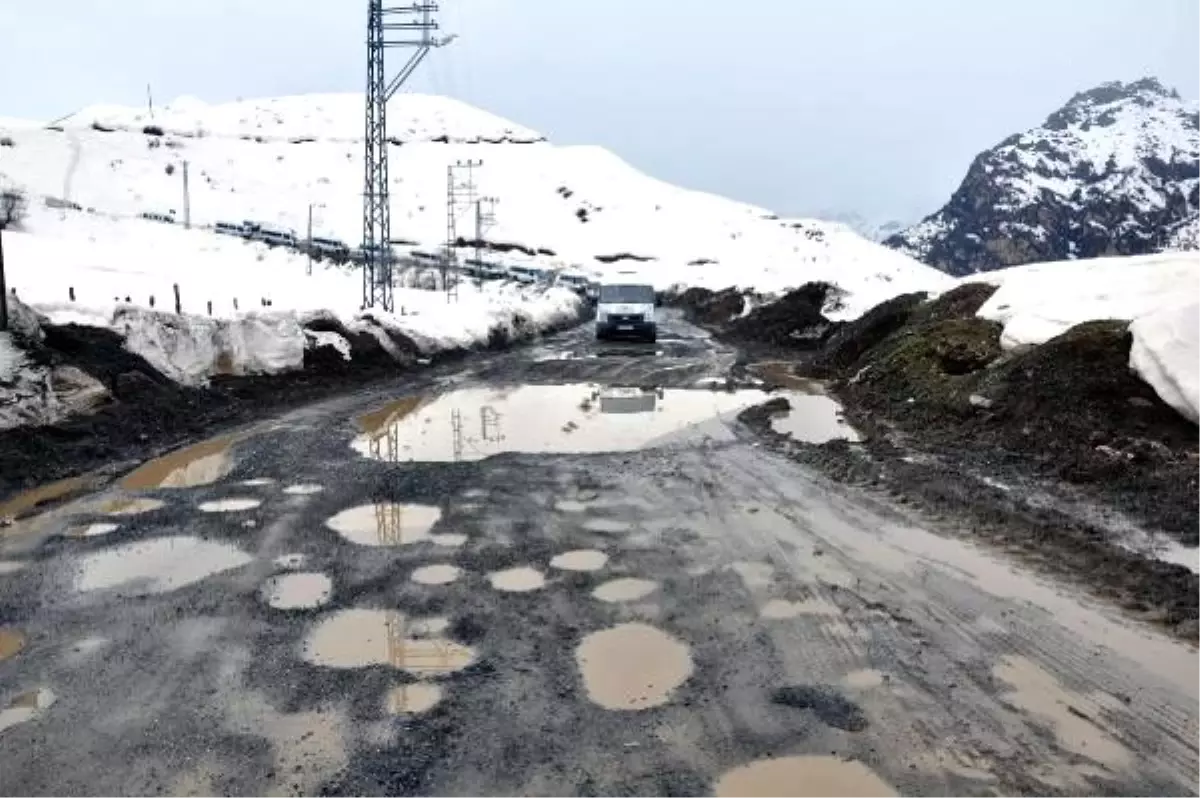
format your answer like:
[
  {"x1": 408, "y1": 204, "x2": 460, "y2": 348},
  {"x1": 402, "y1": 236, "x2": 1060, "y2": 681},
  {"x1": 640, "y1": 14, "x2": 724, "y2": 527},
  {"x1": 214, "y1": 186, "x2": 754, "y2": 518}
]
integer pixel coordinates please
[{"x1": 595, "y1": 278, "x2": 656, "y2": 342}]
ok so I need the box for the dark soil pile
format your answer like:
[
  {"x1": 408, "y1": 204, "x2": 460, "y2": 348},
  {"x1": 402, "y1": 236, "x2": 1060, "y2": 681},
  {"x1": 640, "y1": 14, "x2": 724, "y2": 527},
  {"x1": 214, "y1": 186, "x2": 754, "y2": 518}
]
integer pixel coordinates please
[
  {"x1": 722, "y1": 282, "x2": 837, "y2": 349},
  {"x1": 669, "y1": 287, "x2": 746, "y2": 326}
]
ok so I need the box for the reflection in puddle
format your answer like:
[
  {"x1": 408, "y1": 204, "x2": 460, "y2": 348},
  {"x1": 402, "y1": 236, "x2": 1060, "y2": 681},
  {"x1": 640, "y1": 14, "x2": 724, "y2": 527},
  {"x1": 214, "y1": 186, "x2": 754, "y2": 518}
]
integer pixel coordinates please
[
  {"x1": 76, "y1": 536, "x2": 252, "y2": 595},
  {"x1": 592, "y1": 578, "x2": 658, "y2": 603},
  {"x1": 261, "y1": 572, "x2": 333, "y2": 610},
  {"x1": 0, "y1": 688, "x2": 56, "y2": 734},
  {"x1": 760, "y1": 597, "x2": 842, "y2": 619},
  {"x1": 769, "y1": 392, "x2": 861, "y2": 444},
  {"x1": 550, "y1": 549, "x2": 608, "y2": 572},
  {"x1": 411, "y1": 564, "x2": 462, "y2": 585},
  {"x1": 283, "y1": 483, "x2": 324, "y2": 496},
  {"x1": 302, "y1": 609, "x2": 476, "y2": 675},
  {"x1": 994, "y1": 655, "x2": 1131, "y2": 768},
  {"x1": 430, "y1": 533, "x2": 468, "y2": 548},
  {"x1": 0, "y1": 474, "x2": 103, "y2": 521},
  {"x1": 715, "y1": 755, "x2": 897, "y2": 797},
  {"x1": 385, "y1": 682, "x2": 443, "y2": 715},
  {"x1": 101, "y1": 497, "x2": 166, "y2": 516},
  {"x1": 198, "y1": 497, "x2": 262, "y2": 513},
  {"x1": 0, "y1": 628, "x2": 26, "y2": 661},
  {"x1": 487, "y1": 566, "x2": 545, "y2": 592},
  {"x1": 70, "y1": 522, "x2": 120, "y2": 538},
  {"x1": 352, "y1": 384, "x2": 772, "y2": 463},
  {"x1": 325, "y1": 503, "x2": 441, "y2": 546},
  {"x1": 575, "y1": 623, "x2": 693, "y2": 710},
  {"x1": 120, "y1": 435, "x2": 240, "y2": 489}
]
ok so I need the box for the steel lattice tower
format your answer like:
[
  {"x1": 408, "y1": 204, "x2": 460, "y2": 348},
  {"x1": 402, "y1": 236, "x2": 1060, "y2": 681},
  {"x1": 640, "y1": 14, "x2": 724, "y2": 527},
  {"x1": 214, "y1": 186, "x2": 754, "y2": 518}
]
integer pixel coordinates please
[{"x1": 362, "y1": 0, "x2": 446, "y2": 312}]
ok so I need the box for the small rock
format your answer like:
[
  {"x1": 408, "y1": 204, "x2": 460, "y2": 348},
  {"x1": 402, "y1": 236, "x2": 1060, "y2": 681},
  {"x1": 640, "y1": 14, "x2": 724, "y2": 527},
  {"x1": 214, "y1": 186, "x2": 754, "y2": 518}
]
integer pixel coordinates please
[{"x1": 968, "y1": 393, "x2": 993, "y2": 409}]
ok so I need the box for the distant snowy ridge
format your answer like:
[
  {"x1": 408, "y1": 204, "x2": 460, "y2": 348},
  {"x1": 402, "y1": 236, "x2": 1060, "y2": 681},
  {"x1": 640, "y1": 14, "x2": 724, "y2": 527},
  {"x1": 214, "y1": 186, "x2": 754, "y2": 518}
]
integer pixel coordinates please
[{"x1": 888, "y1": 78, "x2": 1200, "y2": 275}]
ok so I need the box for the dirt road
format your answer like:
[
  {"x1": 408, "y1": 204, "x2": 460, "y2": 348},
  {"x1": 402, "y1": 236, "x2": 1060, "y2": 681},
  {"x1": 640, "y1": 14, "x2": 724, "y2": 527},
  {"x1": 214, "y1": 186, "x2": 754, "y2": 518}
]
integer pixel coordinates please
[{"x1": 0, "y1": 313, "x2": 1196, "y2": 795}]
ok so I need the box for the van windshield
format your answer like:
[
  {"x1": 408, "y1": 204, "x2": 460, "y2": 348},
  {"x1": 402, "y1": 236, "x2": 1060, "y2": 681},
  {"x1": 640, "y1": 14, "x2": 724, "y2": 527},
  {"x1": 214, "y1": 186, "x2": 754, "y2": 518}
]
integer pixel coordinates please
[{"x1": 600, "y1": 284, "x2": 654, "y2": 303}]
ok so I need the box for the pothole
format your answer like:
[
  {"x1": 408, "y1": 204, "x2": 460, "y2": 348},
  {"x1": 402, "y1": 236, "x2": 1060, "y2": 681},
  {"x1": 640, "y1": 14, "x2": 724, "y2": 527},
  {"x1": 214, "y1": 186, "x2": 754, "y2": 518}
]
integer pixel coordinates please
[
  {"x1": 0, "y1": 688, "x2": 57, "y2": 734},
  {"x1": 352, "y1": 384, "x2": 772, "y2": 463},
  {"x1": 261, "y1": 572, "x2": 333, "y2": 610},
  {"x1": 550, "y1": 549, "x2": 608, "y2": 572},
  {"x1": 283, "y1": 484, "x2": 324, "y2": 496},
  {"x1": 430, "y1": 533, "x2": 469, "y2": 548},
  {"x1": 555, "y1": 500, "x2": 590, "y2": 513},
  {"x1": 198, "y1": 497, "x2": 262, "y2": 513},
  {"x1": 0, "y1": 628, "x2": 27, "y2": 661},
  {"x1": 592, "y1": 578, "x2": 658, "y2": 603},
  {"x1": 575, "y1": 623, "x2": 693, "y2": 710},
  {"x1": 70, "y1": 522, "x2": 120, "y2": 538},
  {"x1": 76, "y1": 536, "x2": 252, "y2": 595},
  {"x1": 582, "y1": 518, "x2": 632, "y2": 534},
  {"x1": 0, "y1": 561, "x2": 27, "y2": 575},
  {"x1": 714, "y1": 755, "x2": 896, "y2": 797},
  {"x1": 411, "y1": 564, "x2": 462, "y2": 586},
  {"x1": 487, "y1": 566, "x2": 545, "y2": 593},
  {"x1": 101, "y1": 497, "x2": 166, "y2": 516},
  {"x1": 240, "y1": 478, "x2": 276, "y2": 487},
  {"x1": 325, "y1": 503, "x2": 441, "y2": 546},
  {"x1": 384, "y1": 682, "x2": 443, "y2": 715},
  {"x1": 843, "y1": 669, "x2": 886, "y2": 689},
  {"x1": 768, "y1": 391, "x2": 861, "y2": 444},
  {"x1": 120, "y1": 435, "x2": 240, "y2": 489},
  {"x1": 301, "y1": 609, "x2": 476, "y2": 675},
  {"x1": 0, "y1": 474, "x2": 101, "y2": 521}
]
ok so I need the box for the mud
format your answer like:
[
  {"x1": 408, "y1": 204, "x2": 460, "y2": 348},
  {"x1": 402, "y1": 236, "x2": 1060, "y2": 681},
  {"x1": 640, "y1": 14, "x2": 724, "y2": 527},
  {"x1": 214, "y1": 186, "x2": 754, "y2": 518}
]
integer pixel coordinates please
[
  {"x1": 119, "y1": 434, "x2": 241, "y2": 489},
  {"x1": 0, "y1": 627, "x2": 26, "y2": 661},
  {"x1": 714, "y1": 755, "x2": 897, "y2": 797}
]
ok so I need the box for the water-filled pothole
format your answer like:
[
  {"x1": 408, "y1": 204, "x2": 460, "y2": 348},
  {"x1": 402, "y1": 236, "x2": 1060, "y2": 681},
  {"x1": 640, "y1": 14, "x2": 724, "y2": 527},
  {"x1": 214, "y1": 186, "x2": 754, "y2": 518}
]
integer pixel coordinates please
[
  {"x1": 411, "y1": 564, "x2": 462, "y2": 585},
  {"x1": 120, "y1": 435, "x2": 241, "y2": 489},
  {"x1": 0, "y1": 688, "x2": 56, "y2": 734},
  {"x1": 352, "y1": 384, "x2": 773, "y2": 463},
  {"x1": 488, "y1": 566, "x2": 545, "y2": 592},
  {"x1": 550, "y1": 549, "x2": 608, "y2": 572},
  {"x1": 283, "y1": 484, "x2": 324, "y2": 496},
  {"x1": 575, "y1": 623, "x2": 693, "y2": 710},
  {"x1": 0, "y1": 628, "x2": 26, "y2": 661},
  {"x1": 240, "y1": 477, "x2": 276, "y2": 487},
  {"x1": 198, "y1": 497, "x2": 262, "y2": 513},
  {"x1": 592, "y1": 578, "x2": 658, "y2": 603},
  {"x1": 101, "y1": 497, "x2": 166, "y2": 516},
  {"x1": 430, "y1": 533, "x2": 469, "y2": 548},
  {"x1": 261, "y1": 572, "x2": 333, "y2": 609},
  {"x1": 70, "y1": 522, "x2": 120, "y2": 538},
  {"x1": 765, "y1": 383, "x2": 860, "y2": 444},
  {"x1": 384, "y1": 682, "x2": 443, "y2": 715},
  {"x1": 714, "y1": 755, "x2": 896, "y2": 797},
  {"x1": 76, "y1": 536, "x2": 252, "y2": 595},
  {"x1": 302, "y1": 609, "x2": 475, "y2": 675},
  {"x1": 325, "y1": 503, "x2": 441, "y2": 546}
]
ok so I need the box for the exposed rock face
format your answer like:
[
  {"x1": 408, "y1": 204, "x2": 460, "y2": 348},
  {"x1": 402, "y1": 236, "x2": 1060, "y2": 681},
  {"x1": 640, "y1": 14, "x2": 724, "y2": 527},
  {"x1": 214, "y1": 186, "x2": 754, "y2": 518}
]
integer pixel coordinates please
[{"x1": 887, "y1": 78, "x2": 1200, "y2": 275}]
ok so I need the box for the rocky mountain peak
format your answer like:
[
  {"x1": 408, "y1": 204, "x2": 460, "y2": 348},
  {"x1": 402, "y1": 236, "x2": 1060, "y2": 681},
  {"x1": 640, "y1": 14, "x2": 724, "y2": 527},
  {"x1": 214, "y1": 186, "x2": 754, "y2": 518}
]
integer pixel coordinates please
[{"x1": 886, "y1": 77, "x2": 1199, "y2": 275}]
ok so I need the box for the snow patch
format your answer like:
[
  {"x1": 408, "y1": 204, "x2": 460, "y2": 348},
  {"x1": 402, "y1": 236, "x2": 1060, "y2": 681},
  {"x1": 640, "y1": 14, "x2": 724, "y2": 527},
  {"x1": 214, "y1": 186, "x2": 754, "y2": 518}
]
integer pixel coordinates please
[
  {"x1": 304, "y1": 329, "x2": 352, "y2": 361},
  {"x1": 1129, "y1": 302, "x2": 1199, "y2": 423}
]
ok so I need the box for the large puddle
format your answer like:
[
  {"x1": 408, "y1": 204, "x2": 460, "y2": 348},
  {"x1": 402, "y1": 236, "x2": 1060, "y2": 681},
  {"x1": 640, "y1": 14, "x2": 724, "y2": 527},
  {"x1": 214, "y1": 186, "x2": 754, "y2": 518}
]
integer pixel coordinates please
[
  {"x1": 352, "y1": 384, "x2": 772, "y2": 462},
  {"x1": 770, "y1": 392, "x2": 861, "y2": 443},
  {"x1": 0, "y1": 474, "x2": 104, "y2": 521},
  {"x1": 302, "y1": 609, "x2": 476, "y2": 675},
  {"x1": 120, "y1": 435, "x2": 241, "y2": 490},
  {"x1": 75, "y1": 536, "x2": 252, "y2": 595},
  {"x1": 325, "y1": 503, "x2": 442, "y2": 547},
  {"x1": 574, "y1": 622, "x2": 693, "y2": 710},
  {"x1": 714, "y1": 755, "x2": 896, "y2": 797}
]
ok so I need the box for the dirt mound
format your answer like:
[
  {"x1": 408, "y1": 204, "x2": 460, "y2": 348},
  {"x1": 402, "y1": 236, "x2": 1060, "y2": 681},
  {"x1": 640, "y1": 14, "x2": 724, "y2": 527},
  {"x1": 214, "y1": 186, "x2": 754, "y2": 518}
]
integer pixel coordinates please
[
  {"x1": 670, "y1": 287, "x2": 746, "y2": 326},
  {"x1": 813, "y1": 292, "x2": 929, "y2": 376},
  {"x1": 724, "y1": 282, "x2": 837, "y2": 349}
]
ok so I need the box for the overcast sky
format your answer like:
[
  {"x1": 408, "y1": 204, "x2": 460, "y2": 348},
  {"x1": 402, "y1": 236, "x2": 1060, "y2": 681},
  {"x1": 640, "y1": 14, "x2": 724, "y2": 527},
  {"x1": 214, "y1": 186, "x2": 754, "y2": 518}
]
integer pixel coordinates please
[{"x1": 1, "y1": 0, "x2": 1196, "y2": 223}]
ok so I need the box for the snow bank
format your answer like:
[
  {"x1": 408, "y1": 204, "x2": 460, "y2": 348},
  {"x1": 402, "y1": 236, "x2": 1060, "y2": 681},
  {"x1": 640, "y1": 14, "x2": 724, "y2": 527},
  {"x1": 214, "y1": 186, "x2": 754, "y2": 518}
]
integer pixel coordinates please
[
  {"x1": 972, "y1": 253, "x2": 1200, "y2": 349},
  {"x1": 1129, "y1": 303, "x2": 1199, "y2": 423}
]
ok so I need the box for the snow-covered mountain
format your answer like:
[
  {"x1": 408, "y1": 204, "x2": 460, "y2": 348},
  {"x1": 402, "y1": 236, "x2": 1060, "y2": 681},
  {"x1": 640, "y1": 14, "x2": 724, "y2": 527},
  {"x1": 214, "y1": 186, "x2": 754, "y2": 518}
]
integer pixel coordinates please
[
  {"x1": 0, "y1": 93, "x2": 950, "y2": 321},
  {"x1": 818, "y1": 211, "x2": 907, "y2": 243},
  {"x1": 886, "y1": 78, "x2": 1200, "y2": 276}
]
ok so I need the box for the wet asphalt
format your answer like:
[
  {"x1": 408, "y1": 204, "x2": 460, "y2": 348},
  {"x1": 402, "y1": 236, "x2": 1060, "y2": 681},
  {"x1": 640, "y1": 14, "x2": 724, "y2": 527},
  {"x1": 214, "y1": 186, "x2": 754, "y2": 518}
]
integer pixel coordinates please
[{"x1": 0, "y1": 312, "x2": 1197, "y2": 796}]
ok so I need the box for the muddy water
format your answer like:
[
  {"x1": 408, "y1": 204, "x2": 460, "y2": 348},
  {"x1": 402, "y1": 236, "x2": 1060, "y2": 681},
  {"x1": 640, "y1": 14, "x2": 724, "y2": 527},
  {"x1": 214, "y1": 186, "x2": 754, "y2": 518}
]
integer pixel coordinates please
[
  {"x1": 0, "y1": 473, "x2": 105, "y2": 522},
  {"x1": 261, "y1": 572, "x2": 333, "y2": 610},
  {"x1": 994, "y1": 655, "x2": 1132, "y2": 768},
  {"x1": 283, "y1": 483, "x2": 324, "y2": 496},
  {"x1": 302, "y1": 609, "x2": 476, "y2": 675},
  {"x1": 549, "y1": 549, "x2": 608, "y2": 572},
  {"x1": 429, "y1": 533, "x2": 469, "y2": 548},
  {"x1": 574, "y1": 623, "x2": 693, "y2": 710},
  {"x1": 714, "y1": 755, "x2": 897, "y2": 797},
  {"x1": 760, "y1": 597, "x2": 841, "y2": 619},
  {"x1": 76, "y1": 536, "x2": 252, "y2": 595},
  {"x1": 197, "y1": 497, "x2": 262, "y2": 513},
  {"x1": 0, "y1": 688, "x2": 56, "y2": 734},
  {"x1": 0, "y1": 628, "x2": 26, "y2": 661},
  {"x1": 100, "y1": 497, "x2": 166, "y2": 516},
  {"x1": 770, "y1": 392, "x2": 861, "y2": 444},
  {"x1": 325, "y1": 503, "x2": 442, "y2": 547},
  {"x1": 351, "y1": 384, "x2": 772, "y2": 463},
  {"x1": 411, "y1": 564, "x2": 462, "y2": 585},
  {"x1": 487, "y1": 566, "x2": 545, "y2": 592},
  {"x1": 592, "y1": 578, "x2": 658, "y2": 603},
  {"x1": 384, "y1": 683, "x2": 443, "y2": 715},
  {"x1": 120, "y1": 435, "x2": 240, "y2": 490}
]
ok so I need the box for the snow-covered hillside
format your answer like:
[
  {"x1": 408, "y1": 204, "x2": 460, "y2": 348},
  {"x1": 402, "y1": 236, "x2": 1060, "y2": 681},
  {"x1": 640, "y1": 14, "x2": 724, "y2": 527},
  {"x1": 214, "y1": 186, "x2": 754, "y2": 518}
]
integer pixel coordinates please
[
  {"x1": 888, "y1": 78, "x2": 1200, "y2": 275},
  {"x1": 0, "y1": 92, "x2": 950, "y2": 320}
]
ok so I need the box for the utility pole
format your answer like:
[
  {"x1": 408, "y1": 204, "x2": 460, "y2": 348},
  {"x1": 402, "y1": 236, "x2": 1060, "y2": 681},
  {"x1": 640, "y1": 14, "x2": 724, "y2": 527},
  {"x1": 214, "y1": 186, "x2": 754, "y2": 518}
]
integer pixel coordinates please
[
  {"x1": 362, "y1": 0, "x2": 453, "y2": 313},
  {"x1": 444, "y1": 159, "x2": 480, "y2": 301},
  {"x1": 474, "y1": 196, "x2": 497, "y2": 287},
  {"x1": 181, "y1": 160, "x2": 190, "y2": 229},
  {"x1": 307, "y1": 203, "x2": 314, "y2": 276}
]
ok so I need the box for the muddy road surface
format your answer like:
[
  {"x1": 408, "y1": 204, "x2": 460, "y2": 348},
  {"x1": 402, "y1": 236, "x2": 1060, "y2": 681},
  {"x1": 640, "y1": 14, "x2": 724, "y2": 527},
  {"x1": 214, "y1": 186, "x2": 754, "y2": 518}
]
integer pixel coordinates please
[{"x1": 0, "y1": 313, "x2": 1196, "y2": 796}]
